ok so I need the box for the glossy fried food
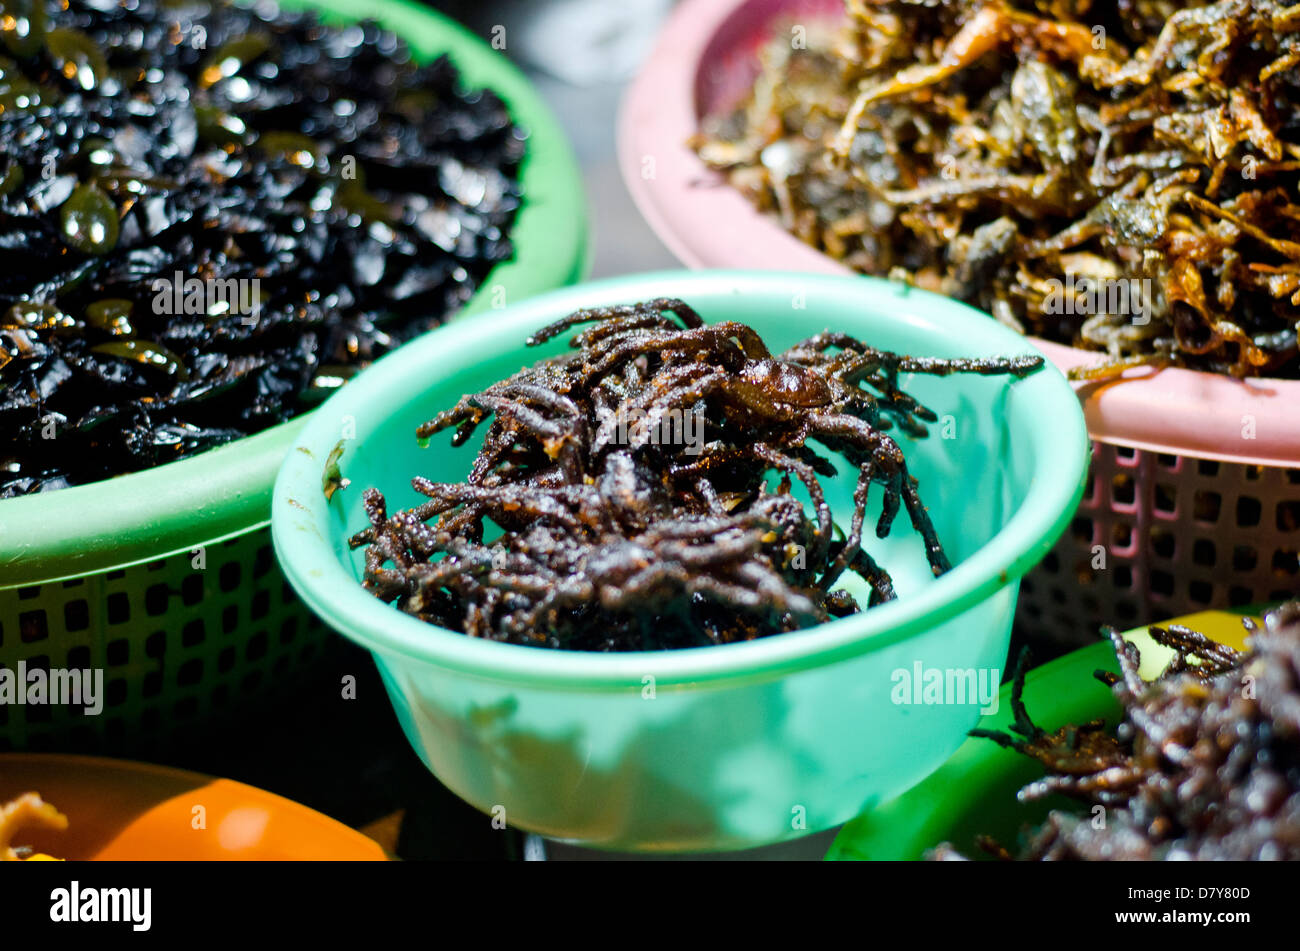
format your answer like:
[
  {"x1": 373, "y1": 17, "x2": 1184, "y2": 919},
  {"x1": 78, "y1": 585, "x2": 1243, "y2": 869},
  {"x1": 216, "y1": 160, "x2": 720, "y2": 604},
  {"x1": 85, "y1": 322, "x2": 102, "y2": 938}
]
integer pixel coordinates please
[
  {"x1": 934, "y1": 601, "x2": 1300, "y2": 860},
  {"x1": 0, "y1": 792, "x2": 67, "y2": 861},
  {"x1": 349, "y1": 298, "x2": 1042, "y2": 651},
  {"x1": 695, "y1": 0, "x2": 1300, "y2": 381},
  {"x1": 0, "y1": 0, "x2": 523, "y2": 495}
]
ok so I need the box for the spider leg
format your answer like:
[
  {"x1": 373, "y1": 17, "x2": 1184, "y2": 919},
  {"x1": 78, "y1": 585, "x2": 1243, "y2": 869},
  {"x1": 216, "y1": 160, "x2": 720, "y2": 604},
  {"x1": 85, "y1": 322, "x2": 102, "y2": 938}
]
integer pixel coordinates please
[
  {"x1": 751, "y1": 442, "x2": 833, "y2": 563},
  {"x1": 817, "y1": 461, "x2": 874, "y2": 591}
]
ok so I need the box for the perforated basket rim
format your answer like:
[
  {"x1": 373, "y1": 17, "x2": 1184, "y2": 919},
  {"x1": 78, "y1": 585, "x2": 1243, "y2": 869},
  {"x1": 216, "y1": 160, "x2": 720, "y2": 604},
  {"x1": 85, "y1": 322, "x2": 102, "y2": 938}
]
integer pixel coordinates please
[
  {"x1": 0, "y1": 0, "x2": 589, "y2": 590},
  {"x1": 619, "y1": 0, "x2": 1300, "y2": 470}
]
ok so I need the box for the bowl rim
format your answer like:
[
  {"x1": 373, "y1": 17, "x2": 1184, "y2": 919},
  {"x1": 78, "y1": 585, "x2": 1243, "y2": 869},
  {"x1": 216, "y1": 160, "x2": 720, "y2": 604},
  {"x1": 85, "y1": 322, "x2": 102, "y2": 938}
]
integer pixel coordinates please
[
  {"x1": 618, "y1": 0, "x2": 1300, "y2": 470},
  {"x1": 0, "y1": 0, "x2": 588, "y2": 589},
  {"x1": 271, "y1": 269, "x2": 1090, "y2": 689}
]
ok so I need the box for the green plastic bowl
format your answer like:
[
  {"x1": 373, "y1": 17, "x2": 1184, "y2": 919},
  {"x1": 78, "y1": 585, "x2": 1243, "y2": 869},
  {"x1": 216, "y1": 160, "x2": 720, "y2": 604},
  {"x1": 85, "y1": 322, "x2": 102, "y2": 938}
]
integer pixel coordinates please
[
  {"x1": 272, "y1": 271, "x2": 1090, "y2": 851},
  {"x1": 826, "y1": 607, "x2": 1259, "y2": 860},
  {"x1": 0, "y1": 0, "x2": 586, "y2": 752}
]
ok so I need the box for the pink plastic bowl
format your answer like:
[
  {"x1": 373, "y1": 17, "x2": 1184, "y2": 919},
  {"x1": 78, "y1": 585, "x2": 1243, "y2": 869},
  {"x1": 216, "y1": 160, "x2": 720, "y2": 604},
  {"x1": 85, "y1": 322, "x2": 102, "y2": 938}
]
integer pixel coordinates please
[{"x1": 619, "y1": 0, "x2": 1300, "y2": 469}]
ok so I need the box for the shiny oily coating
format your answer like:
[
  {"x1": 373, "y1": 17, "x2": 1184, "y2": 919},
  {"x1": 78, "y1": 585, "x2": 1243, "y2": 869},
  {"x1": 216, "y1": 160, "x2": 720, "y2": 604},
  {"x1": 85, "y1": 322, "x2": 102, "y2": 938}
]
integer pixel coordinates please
[
  {"x1": 350, "y1": 298, "x2": 1042, "y2": 652},
  {"x1": 934, "y1": 601, "x2": 1300, "y2": 860},
  {"x1": 695, "y1": 0, "x2": 1300, "y2": 381},
  {"x1": 0, "y1": 0, "x2": 524, "y2": 495}
]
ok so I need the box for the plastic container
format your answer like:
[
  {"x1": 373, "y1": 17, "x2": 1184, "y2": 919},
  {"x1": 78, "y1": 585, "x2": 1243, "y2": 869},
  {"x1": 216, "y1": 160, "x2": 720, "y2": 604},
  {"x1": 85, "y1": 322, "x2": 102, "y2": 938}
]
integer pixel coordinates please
[
  {"x1": 0, "y1": 753, "x2": 387, "y2": 860},
  {"x1": 0, "y1": 0, "x2": 588, "y2": 752},
  {"x1": 272, "y1": 270, "x2": 1089, "y2": 851},
  {"x1": 825, "y1": 608, "x2": 1258, "y2": 860},
  {"x1": 619, "y1": 0, "x2": 1300, "y2": 647}
]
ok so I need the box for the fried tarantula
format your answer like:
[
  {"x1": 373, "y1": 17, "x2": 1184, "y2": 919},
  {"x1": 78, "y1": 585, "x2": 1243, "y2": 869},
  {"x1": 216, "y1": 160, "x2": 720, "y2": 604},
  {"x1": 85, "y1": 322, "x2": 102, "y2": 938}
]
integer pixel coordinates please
[
  {"x1": 934, "y1": 601, "x2": 1300, "y2": 860},
  {"x1": 350, "y1": 298, "x2": 1041, "y2": 651}
]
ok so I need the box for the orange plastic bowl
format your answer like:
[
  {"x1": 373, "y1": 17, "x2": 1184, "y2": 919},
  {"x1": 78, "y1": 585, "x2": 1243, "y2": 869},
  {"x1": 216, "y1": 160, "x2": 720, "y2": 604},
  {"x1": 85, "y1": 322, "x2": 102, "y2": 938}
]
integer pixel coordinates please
[{"x1": 0, "y1": 754, "x2": 386, "y2": 861}]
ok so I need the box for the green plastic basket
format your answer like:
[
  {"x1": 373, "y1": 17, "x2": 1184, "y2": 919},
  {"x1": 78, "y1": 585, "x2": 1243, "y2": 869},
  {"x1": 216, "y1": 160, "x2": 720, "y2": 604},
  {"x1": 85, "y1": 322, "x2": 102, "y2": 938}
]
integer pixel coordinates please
[{"x1": 0, "y1": 0, "x2": 588, "y2": 752}]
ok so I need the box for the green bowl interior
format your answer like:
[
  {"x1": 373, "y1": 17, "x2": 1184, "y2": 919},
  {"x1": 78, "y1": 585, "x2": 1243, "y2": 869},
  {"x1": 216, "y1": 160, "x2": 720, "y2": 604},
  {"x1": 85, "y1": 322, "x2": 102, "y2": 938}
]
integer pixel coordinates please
[
  {"x1": 826, "y1": 606, "x2": 1262, "y2": 860},
  {"x1": 273, "y1": 270, "x2": 1090, "y2": 689},
  {"x1": 0, "y1": 0, "x2": 586, "y2": 588}
]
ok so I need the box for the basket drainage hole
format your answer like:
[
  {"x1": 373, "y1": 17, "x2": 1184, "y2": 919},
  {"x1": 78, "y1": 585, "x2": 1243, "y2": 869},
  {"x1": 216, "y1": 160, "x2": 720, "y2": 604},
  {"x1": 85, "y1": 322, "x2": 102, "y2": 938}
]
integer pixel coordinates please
[
  {"x1": 219, "y1": 563, "x2": 242, "y2": 593},
  {"x1": 1112, "y1": 474, "x2": 1136, "y2": 506},
  {"x1": 1278, "y1": 501, "x2": 1300, "y2": 532},
  {"x1": 62, "y1": 600, "x2": 90, "y2": 633},
  {"x1": 1233, "y1": 546, "x2": 1258, "y2": 572},
  {"x1": 1154, "y1": 484, "x2": 1177, "y2": 514},
  {"x1": 106, "y1": 592, "x2": 129, "y2": 625},
  {"x1": 1273, "y1": 550, "x2": 1300, "y2": 576},
  {"x1": 145, "y1": 583, "x2": 171, "y2": 616},
  {"x1": 1150, "y1": 530, "x2": 1175, "y2": 559},
  {"x1": 1192, "y1": 539, "x2": 1215, "y2": 567},
  {"x1": 1236, "y1": 497, "x2": 1262, "y2": 528},
  {"x1": 1194, "y1": 491, "x2": 1221, "y2": 523},
  {"x1": 19, "y1": 610, "x2": 49, "y2": 643},
  {"x1": 1151, "y1": 570, "x2": 1174, "y2": 596},
  {"x1": 1112, "y1": 523, "x2": 1133, "y2": 549},
  {"x1": 246, "y1": 632, "x2": 268, "y2": 662},
  {"x1": 178, "y1": 659, "x2": 203, "y2": 687},
  {"x1": 181, "y1": 574, "x2": 205, "y2": 606},
  {"x1": 182, "y1": 619, "x2": 205, "y2": 647},
  {"x1": 251, "y1": 591, "x2": 270, "y2": 621},
  {"x1": 1229, "y1": 586, "x2": 1254, "y2": 607}
]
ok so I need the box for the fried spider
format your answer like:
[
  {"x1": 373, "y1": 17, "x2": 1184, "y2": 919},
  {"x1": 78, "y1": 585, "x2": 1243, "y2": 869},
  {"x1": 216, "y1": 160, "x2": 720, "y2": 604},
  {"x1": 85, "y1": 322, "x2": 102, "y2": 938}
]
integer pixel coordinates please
[
  {"x1": 936, "y1": 602, "x2": 1300, "y2": 861},
  {"x1": 350, "y1": 298, "x2": 1041, "y2": 650}
]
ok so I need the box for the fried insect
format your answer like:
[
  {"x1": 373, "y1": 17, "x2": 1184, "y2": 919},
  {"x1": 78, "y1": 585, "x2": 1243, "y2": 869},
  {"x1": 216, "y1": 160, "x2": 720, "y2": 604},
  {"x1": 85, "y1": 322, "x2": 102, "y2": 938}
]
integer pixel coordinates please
[
  {"x1": 937, "y1": 602, "x2": 1300, "y2": 860},
  {"x1": 0, "y1": 0, "x2": 524, "y2": 495},
  {"x1": 350, "y1": 298, "x2": 1041, "y2": 651},
  {"x1": 695, "y1": 0, "x2": 1300, "y2": 381}
]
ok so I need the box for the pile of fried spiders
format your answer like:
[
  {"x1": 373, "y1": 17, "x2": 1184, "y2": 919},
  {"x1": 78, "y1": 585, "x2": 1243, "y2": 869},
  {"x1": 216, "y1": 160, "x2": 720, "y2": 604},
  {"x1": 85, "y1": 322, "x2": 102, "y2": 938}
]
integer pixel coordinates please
[
  {"x1": 349, "y1": 298, "x2": 1041, "y2": 651},
  {"x1": 934, "y1": 600, "x2": 1300, "y2": 860},
  {"x1": 695, "y1": 0, "x2": 1300, "y2": 381}
]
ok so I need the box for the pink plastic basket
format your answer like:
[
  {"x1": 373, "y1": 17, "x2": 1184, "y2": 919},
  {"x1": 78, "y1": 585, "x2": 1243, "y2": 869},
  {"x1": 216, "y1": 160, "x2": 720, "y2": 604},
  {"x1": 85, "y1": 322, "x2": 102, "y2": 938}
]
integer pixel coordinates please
[{"x1": 620, "y1": 0, "x2": 1300, "y2": 646}]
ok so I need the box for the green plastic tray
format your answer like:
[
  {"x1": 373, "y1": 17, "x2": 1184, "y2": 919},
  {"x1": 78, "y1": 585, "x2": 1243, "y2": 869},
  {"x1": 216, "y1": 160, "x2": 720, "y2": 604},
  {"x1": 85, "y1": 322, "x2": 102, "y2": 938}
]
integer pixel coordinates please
[
  {"x1": 825, "y1": 607, "x2": 1260, "y2": 860},
  {"x1": 0, "y1": 0, "x2": 588, "y2": 751}
]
